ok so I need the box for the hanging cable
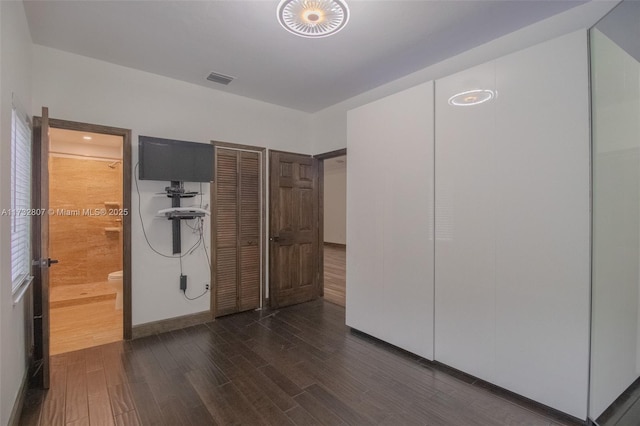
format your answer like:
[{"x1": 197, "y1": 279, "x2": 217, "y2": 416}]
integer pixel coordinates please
[
  {"x1": 135, "y1": 163, "x2": 181, "y2": 259},
  {"x1": 183, "y1": 287, "x2": 208, "y2": 300},
  {"x1": 134, "y1": 162, "x2": 204, "y2": 259}
]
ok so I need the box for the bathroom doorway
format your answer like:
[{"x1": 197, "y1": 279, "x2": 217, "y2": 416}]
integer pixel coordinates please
[{"x1": 47, "y1": 127, "x2": 128, "y2": 355}]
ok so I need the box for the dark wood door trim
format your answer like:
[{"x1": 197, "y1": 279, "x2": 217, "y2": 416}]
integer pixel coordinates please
[
  {"x1": 269, "y1": 149, "x2": 314, "y2": 156},
  {"x1": 313, "y1": 148, "x2": 347, "y2": 299},
  {"x1": 35, "y1": 117, "x2": 133, "y2": 340},
  {"x1": 31, "y1": 109, "x2": 50, "y2": 388},
  {"x1": 318, "y1": 160, "x2": 325, "y2": 297},
  {"x1": 314, "y1": 148, "x2": 347, "y2": 160},
  {"x1": 210, "y1": 141, "x2": 267, "y2": 314},
  {"x1": 212, "y1": 140, "x2": 266, "y2": 153}
]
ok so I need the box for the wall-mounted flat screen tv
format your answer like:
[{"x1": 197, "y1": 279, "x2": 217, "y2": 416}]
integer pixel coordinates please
[{"x1": 138, "y1": 136, "x2": 214, "y2": 182}]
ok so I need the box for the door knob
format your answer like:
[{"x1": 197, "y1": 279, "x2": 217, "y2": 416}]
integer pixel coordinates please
[{"x1": 269, "y1": 236, "x2": 280, "y2": 242}]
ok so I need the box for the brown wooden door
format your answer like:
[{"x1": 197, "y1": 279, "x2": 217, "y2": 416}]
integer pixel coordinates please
[
  {"x1": 213, "y1": 148, "x2": 261, "y2": 317},
  {"x1": 32, "y1": 107, "x2": 51, "y2": 388},
  {"x1": 269, "y1": 151, "x2": 320, "y2": 308}
]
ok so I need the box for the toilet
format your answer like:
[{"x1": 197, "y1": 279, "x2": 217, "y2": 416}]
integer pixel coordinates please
[{"x1": 107, "y1": 270, "x2": 123, "y2": 310}]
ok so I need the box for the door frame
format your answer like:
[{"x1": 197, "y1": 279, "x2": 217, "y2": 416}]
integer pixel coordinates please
[
  {"x1": 313, "y1": 148, "x2": 347, "y2": 297},
  {"x1": 33, "y1": 116, "x2": 133, "y2": 340},
  {"x1": 210, "y1": 141, "x2": 267, "y2": 314}
]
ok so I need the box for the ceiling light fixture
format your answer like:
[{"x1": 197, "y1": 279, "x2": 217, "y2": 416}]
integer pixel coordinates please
[
  {"x1": 448, "y1": 89, "x2": 495, "y2": 106},
  {"x1": 83, "y1": 135, "x2": 93, "y2": 140},
  {"x1": 277, "y1": 0, "x2": 350, "y2": 38}
]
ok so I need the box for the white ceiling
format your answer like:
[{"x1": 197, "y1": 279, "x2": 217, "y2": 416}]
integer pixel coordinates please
[{"x1": 23, "y1": 0, "x2": 587, "y2": 113}]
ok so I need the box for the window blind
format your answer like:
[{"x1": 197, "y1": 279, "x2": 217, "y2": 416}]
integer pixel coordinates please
[{"x1": 11, "y1": 105, "x2": 32, "y2": 292}]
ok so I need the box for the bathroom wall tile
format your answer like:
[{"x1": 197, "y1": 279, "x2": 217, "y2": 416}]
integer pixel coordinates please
[{"x1": 49, "y1": 156, "x2": 123, "y2": 286}]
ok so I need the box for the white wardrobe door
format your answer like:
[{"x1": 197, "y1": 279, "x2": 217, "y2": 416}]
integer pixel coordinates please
[
  {"x1": 346, "y1": 101, "x2": 386, "y2": 340},
  {"x1": 435, "y1": 30, "x2": 590, "y2": 419},
  {"x1": 589, "y1": 27, "x2": 640, "y2": 419},
  {"x1": 378, "y1": 82, "x2": 435, "y2": 359},
  {"x1": 346, "y1": 81, "x2": 435, "y2": 359},
  {"x1": 492, "y1": 30, "x2": 590, "y2": 419},
  {"x1": 434, "y1": 61, "x2": 497, "y2": 381}
]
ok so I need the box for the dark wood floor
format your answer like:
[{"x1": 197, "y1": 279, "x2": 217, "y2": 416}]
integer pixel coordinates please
[
  {"x1": 323, "y1": 244, "x2": 346, "y2": 307},
  {"x1": 21, "y1": 300, "x2": 581, "y2": 426}
]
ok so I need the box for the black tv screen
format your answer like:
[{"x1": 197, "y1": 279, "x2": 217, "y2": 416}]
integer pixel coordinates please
[{"x1": 138, "y1": 136, "x2": 214, "y2": 182}]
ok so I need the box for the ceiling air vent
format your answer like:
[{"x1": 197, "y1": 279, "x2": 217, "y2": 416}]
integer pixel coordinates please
[{"x1": 206, "y1": 72, "x2": 234, "y2": 85}]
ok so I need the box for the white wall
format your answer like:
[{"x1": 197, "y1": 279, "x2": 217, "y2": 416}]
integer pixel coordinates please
[
  {"x1": 0, "y1": 2, "x2": 32, "y2": 424},
  {"x1": 310, "y1": 0, "x2": 616, "y2": 155},
  {"x1": 323, "y1": 164, "x2": 346, "y2": 245},
  {"x1": 32, "y1": 45, "x2": 313, "y2": 326},
  {"x1": 347, "y1": 81, "x2": 435, "y2": 360},
  {"x1": 590, "y1": 28, "x2": 640, "y2": 419},
  {"x1": 434, "y1": 30, "x2": 590, "y2": 419}
]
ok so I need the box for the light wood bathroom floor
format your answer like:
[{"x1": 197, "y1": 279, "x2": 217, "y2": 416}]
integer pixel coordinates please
[{"x1": 50, "y1": 282, "x2": 123, "y2": 355}]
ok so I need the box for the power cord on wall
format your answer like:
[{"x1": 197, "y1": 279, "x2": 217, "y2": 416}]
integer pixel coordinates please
[
  {"x1": 183, "y1": 286, "x2": 209, "y2": 301},
  {"x1": 135, "y1": 162, "x2": 211, "y2": 298}
]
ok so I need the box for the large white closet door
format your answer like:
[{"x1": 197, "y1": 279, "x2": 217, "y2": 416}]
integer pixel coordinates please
[
  {"x1": 589, "y1": 27, "x2": 640, "y2": 419},
  {"x1": 435, "y1": 31, "x2": 590, "y2": 419},
  {"x1": 346, "y1": 97, "x2": 386, "y2": 340},
  {"x1": 493, "y1": 30, "x2": 590, "y2": 418},
  {"x1": 434, "y1": 61, "x2": 497, "y2": 381},
  {"x1": 347, "y1": 81, "x2": 435, "y2": 359}
]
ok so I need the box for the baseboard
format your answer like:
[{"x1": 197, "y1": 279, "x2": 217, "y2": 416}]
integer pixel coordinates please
[
  {"x1": 132, "y1": 310, "x2": 213, "y2": 339},
  {"x1": 428, "y1": 361, "x2": 585, "y2": 425},
  {"x1": 323, "y1": 242, "x2": 346, "y2": 249},
  {"x1": 349, "y1": 327, "x2": 585, "y2": 426},
  {"x1": 596, "y1": 375, "x2": 640, "y2": 426},
  {"x1": 8, "y1": 367, "x2": 30, "y2": 426}
]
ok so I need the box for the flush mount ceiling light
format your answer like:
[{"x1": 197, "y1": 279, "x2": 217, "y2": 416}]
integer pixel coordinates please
[
  {"x1": 277, "y1": 0, "x2": 350, "y2": 38},
  {"x1": 448, "y1": 89, "x2": 495, "y2": 107},
  {"x1": 83, "y1": 135, "x2": 92, "y2": 140}
]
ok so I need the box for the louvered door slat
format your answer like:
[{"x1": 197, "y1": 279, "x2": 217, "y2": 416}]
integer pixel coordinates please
[
  {"x1": 214, "y1": 148, "x2": 261, "y2": 317},
  {"x1": 214, "y1": 149, "x2": 239, "y2": 314},
  {"x1": 238, "y1": 152, "x2": 260, "y2": 311},
  {"x1": 239, "y1": 245, "x2": 260, "y2": 310}
]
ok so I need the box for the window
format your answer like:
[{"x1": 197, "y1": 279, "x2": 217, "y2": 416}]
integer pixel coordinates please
[{"x1": 10, "y1": 103, "x2": 32, "y2": 295}]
